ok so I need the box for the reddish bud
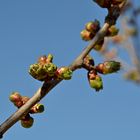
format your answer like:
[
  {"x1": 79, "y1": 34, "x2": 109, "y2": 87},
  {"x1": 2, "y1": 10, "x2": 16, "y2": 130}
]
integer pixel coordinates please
[
  {"x1": 9, "y1": 92, "x2": 22, "y2": 103},
  {"x1": 56, "y1": 67, "x2": 73, "y2": 80},
  {"x1": 80, "y1": 29, "x2": 94, "y2": 41},
  {"x1": 38, "y1": 54, "x2": 53, "y2": 65},
  {"x1": 38, "y1": 55, "x2": 48, "y2": 65},
  {"x1": 85, "y1": 20, "x2": 100, "y2": 33},
  {"x1": 96, "y1": 61, "x2": 121, "y2": 74},
  {"x1": 9, "y1": 92, "x2": 23, "y2": 107}
]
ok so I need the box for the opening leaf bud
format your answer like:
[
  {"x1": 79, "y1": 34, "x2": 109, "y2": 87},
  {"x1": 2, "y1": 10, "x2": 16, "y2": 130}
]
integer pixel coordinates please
[
  {"x1": 96, "y1": 61, "x2": 121, "y2": 74},
  {"x1": 56, "y1": 67, "x2": 73, "y2": 80},
  {"x1": 29, "y1": 63, "x2": 48, "y2": 81},
  {"x1": 43, "y1": 63, "x2": 57, "y2": 76},
  {"x1": 88, "y1": 71, "x2": 103, "y2": 91}
]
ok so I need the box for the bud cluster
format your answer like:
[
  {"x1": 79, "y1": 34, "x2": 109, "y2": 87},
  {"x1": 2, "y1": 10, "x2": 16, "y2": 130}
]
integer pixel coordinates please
[
  {"x1": 9, "y1": 92, "x2": 45, "y2": 128},
  {"x1": 80, "y1": 20, "x2": 100, "y2": 40},
  {"x1": 29, "y1": 54, "x2": 73, "y2": 82},
  {"x1": 80, "y1": 20, "x2": 106, "y2": 51},
  {"x1": 83, "y1": 56, "x2": 121, "y2": 91}
]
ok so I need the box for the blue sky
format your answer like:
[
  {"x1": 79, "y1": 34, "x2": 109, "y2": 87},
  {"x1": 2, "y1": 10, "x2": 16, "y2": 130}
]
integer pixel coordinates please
[{"x1": 0, "y1": 0, "x2": 140, "y2": 140}]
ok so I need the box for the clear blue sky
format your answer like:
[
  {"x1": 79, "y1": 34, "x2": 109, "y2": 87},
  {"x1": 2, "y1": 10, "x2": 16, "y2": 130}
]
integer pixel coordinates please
[{"x1": 0, "y1": 0, "x2": 140, "y2": 140}]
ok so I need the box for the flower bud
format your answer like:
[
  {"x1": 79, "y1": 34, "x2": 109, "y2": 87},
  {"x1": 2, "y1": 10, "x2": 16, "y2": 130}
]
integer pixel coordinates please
[
  {"x1": 9, "y1": 92, "x2": 23, "y2": 107},
  {"x1": 9, "y1": 92, "x2": 22, "y2": 103},
  {"x1": 106, "y1": 25, "x2": 119, "y2": 37},
  {"x1": 21, "y1": 115, "x2": 34, "y2": 128},
  {"x1": 29, "y1": 63, "x2": 48, "y2": 81},
  {"x1": 96, "y1": 61, "x2": 121, "y2": 74},
  {"x1": 30, "y1": 104, "x2": 45, "y2": 114},
  {"x1": 88, "y1": 71, "x2": 103, "y2": 91},
  {"x1": 38, "y1": 55, "x2": 48, "y2": 65},
  {"x1": 93, "y1": 39, "x2": 104, "y2": 51},
  {"x1": 80, "y1": 29, "x2": 94, "y2": 41},
  {"x1": 43, "y1": 63, "x2": 57, "y2": 76},
  {"x1": 85, "y1": 20, "x2": 100, "y2": 33},
  {"x1": 38, "y1": 54, "x2": 53, "y2": 65},
  {"x1": 93, "y1": 0, "x2": 111, "y2": 8},
  {"x1": 56, "y1": 67, "x2": 73, "y2": 80}
]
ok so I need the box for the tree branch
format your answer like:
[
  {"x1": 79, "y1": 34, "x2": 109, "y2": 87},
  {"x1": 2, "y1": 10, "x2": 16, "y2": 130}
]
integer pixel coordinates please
[
  {"x1": 0, "y1": 22, "x2": 110, "y2": 139},
  {"x1": 0, "y1": 1, "x2": 127, "y2": 138}
]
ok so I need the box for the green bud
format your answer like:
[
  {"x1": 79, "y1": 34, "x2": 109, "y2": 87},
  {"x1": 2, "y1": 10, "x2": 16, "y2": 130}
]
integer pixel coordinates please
[
  {"x1": 29, "y1": 63, "x2": 48, "y2": 81},
  {"x1": 96, "y1": 61, "x2": 121, "y2": 74},
  {"x1": 56, "y1": 67, "x2": 73, "y2": 80},
  {"x1": 43, "y1": 63, "x2": 57, "y2": 76},
  {"x1": 88, "y1": 74, "x2": 103, "y2": 91}
]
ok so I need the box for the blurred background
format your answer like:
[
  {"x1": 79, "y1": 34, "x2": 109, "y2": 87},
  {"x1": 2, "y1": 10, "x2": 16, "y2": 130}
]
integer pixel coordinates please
[{"x1": 0, "y1": 0, "x2": 140, "y2": 140}]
